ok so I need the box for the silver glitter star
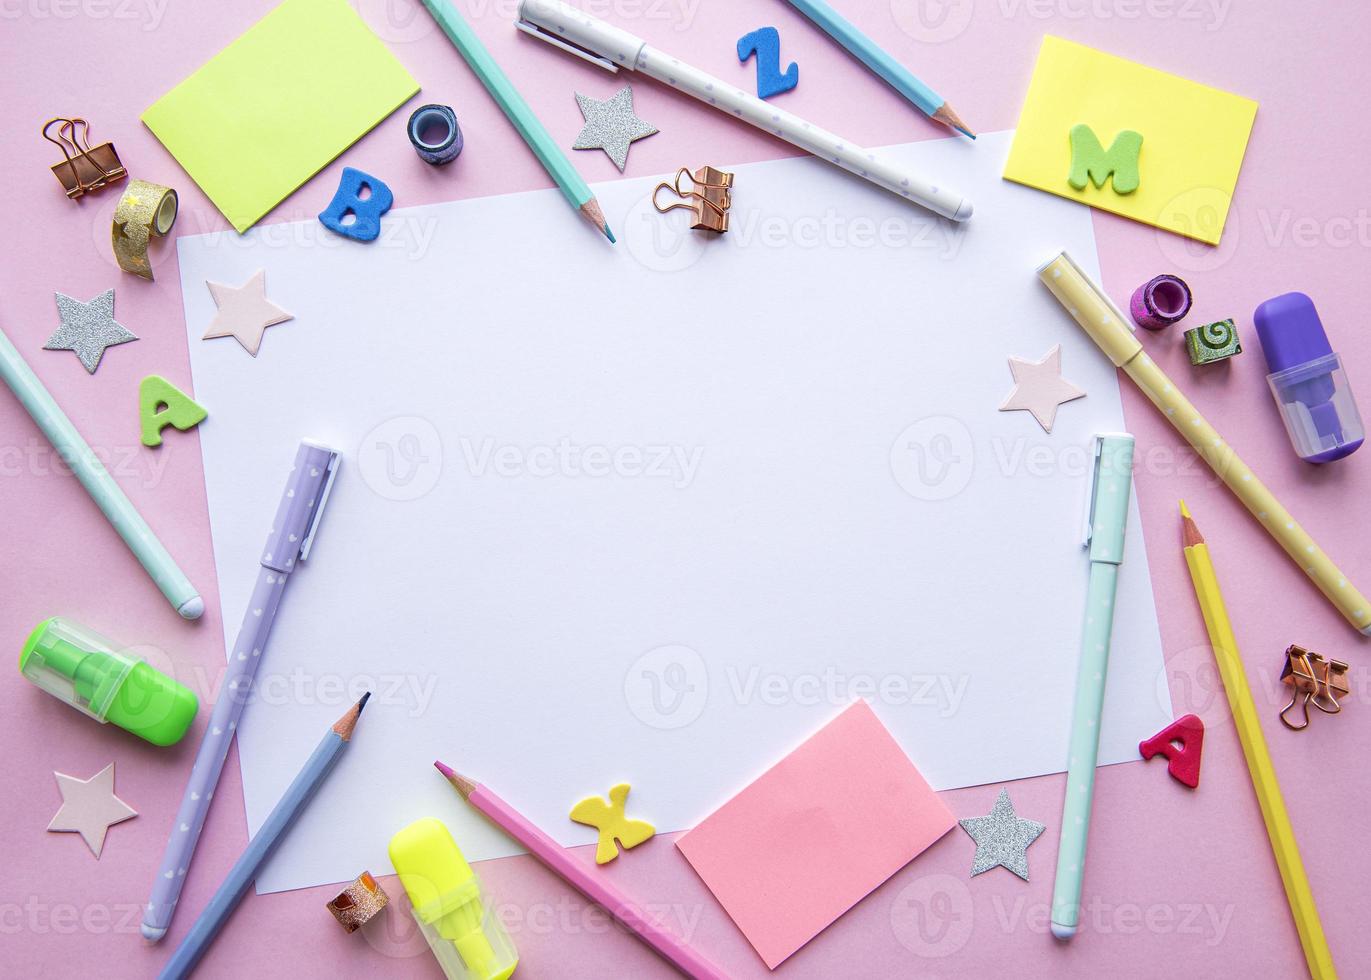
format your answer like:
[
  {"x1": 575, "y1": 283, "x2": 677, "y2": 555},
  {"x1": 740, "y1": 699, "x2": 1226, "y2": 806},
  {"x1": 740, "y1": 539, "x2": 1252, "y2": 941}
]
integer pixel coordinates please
[
  {"x1": 959, "y1": 788, "x2": 1045, "y2": 880},
  {"x1": 45, "y1": 289, "x2": 137, "y2": 373},
  {"x1": 572, "y1": 85, "x2": 658, "y2": 172}
]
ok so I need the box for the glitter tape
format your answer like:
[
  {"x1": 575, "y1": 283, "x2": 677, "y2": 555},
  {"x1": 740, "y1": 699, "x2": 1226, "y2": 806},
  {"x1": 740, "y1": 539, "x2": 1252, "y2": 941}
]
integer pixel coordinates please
[
  {"x1": 407, "y1": 104, "x2": 463, "y2": 165},
  {"x1": 112, "y1": 179, "x2": 178, "y2": 281},
  {"x1": 325, "y1": 871, "x2": 389, "y2": 933},
  {"x1": 1129, "y1": 273, "x2": 1192, "y2": 331}
]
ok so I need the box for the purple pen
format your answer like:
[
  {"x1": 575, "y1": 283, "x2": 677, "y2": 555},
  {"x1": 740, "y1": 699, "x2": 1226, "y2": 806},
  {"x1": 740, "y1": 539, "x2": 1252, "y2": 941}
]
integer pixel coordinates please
[{"x1": 142, "y1": 440, "x2": 339, "y2": 942}]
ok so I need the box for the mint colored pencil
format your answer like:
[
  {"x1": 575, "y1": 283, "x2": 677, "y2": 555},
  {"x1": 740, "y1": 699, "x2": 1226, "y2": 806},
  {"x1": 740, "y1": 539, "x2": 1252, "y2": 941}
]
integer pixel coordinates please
[{"x1": 419, "y1": 0, "x2": 614, "y2": 242}]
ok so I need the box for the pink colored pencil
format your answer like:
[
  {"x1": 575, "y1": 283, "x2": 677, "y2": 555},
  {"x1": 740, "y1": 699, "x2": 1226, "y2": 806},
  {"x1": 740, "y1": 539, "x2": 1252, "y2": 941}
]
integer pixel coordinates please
[{"x1": 435, "y1": 761, "x2": 727, "y2": 980}]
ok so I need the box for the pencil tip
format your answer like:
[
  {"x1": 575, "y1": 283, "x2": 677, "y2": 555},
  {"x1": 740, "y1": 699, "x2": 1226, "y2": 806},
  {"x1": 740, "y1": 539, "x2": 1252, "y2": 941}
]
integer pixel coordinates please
[
  {"x1": 433, "y1": 759, "x2": 454, "y2": 779},
  {"x1": 358, "y1": 691, "x2": 371, "y2": 713},
  {"x1": 604, "y1": 223, "x2": 616, "y2": 244},
  {"x1": 1179, "y1": 499, "x2": 1191, "y2": 518}
]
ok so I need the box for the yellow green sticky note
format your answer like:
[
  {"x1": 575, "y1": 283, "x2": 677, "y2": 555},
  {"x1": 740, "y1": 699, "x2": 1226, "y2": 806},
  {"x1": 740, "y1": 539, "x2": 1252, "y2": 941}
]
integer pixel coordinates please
[
  {"x1": 142, "y1": 0, "x2": 418, "y2": 233},
  {"x1": 1003, "y1": 36, "x2": 1257, "y2": 245}
]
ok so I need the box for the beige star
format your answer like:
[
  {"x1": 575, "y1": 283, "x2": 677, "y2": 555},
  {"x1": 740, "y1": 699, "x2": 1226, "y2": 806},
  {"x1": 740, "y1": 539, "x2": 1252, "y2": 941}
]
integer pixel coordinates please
[
  {"x1": 998, "y1": 344, "x2": 1086, "y2": 433},
  {"x1": 202, "y1": 269, "x2": 293, "y2": 356},
  {"x1": 47, "y1": 763, "x2": 137, "y2": 858}
]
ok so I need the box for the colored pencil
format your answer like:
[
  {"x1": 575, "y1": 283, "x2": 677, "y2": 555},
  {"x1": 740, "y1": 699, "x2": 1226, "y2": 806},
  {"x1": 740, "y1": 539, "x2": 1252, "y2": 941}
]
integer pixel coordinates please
[
  {"x1": 1180, "y1": 503, "x2": 1335, "y2": 980},
  {"x1": 159, "y1": 695, "x2": 371, "y2": 979},
  {"x1": 436, "y1": 761, "x2": 728, "y2": 980},
  {"x1": 781, "y1": 0, "x2": 974, "y2": 138},
  {"x1": 1039, "y1": 250, "x2": 1371, "y2": 637},
  {"x1": 419, "y1": 0, "x2": 614, "y2": 242},
  {"x1": 0, "y1": 323, "x2": 202, "y2": 619}
]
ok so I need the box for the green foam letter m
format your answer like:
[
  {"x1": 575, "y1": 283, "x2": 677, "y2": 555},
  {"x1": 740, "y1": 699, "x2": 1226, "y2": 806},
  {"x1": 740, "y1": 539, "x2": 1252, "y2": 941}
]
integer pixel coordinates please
[{"x1": 1067, "y1": 124, "x2": 1143, "y2": 195}]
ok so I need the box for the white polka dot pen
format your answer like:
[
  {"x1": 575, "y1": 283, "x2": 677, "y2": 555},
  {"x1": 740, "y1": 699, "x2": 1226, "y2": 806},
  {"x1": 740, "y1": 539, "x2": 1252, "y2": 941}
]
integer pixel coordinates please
[
  {"x1": 516, "y1": 0, "x2": 972, "y2": 221},
  {"x1": 1039, "y1": 251, "x2": 1371, "y2": 637}
]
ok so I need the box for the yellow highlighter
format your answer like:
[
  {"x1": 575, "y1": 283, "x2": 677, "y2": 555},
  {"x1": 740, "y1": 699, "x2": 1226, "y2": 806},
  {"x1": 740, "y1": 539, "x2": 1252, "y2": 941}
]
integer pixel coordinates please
[{"x1": 389, "y1": 818, "x2": 519, "y2": 980}]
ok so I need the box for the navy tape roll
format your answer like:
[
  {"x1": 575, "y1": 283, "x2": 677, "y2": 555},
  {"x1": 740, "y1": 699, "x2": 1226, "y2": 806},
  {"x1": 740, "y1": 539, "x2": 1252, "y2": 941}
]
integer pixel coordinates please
[{"x1": 407, "y1": 104, "x2": 463, "y2": 165}]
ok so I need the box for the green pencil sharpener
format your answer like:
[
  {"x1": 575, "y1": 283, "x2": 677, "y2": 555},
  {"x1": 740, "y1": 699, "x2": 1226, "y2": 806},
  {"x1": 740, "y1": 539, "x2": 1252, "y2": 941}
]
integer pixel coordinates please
[{"x1": 19, "y1": 617, "x2": 198, "y2": 746}]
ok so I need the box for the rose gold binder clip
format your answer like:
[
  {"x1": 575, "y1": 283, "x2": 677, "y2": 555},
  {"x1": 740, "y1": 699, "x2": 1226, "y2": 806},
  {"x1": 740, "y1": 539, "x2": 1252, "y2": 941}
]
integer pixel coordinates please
[
  {"x1": 652, "y1": 166, "x2": 733, "y2": 233},
  {"x1": 43, "y1": 117, "x2": 127, "y2": 199},
  {"x1": 1279, "y1": 644, "x2": 1349, "y2": 731}
]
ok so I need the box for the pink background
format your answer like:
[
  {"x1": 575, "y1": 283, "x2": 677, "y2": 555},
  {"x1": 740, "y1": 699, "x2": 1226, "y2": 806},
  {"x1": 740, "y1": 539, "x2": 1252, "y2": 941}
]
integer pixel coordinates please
[{"x1": 3, "y1": 0, "x2": 1368, "y2": 976}]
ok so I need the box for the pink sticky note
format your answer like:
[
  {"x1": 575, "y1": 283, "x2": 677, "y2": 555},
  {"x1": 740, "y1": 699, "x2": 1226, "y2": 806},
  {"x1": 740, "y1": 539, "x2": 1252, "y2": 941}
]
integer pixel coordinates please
[{"x1": 676, "y1": 701, "x2": 955, "y2": 968}]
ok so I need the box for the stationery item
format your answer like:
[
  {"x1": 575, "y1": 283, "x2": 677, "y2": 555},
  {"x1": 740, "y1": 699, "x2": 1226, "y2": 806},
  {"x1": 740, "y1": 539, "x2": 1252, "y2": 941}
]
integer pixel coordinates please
[
  {"x1": 676, "y1": 702, "x2": 956, "y2": 969},
  {"x1": 140, "y1": 375, "x2": 208, "y2": 448},
  {"x1": 1180, "y1": 504, "x2": 1336, "y2": 980},
  {"x1": 389, "y1": 818, "x2": 519, "y2": 980},
  {"x1": 408, "y1": 105, "x2": 464, "y2": 165},
  {"x1": 419, "y1": 0, "x2": 614, "y2": 243},
  {"x1": 325, "y1": 872, "x2": 389, "y2": 933},
  {"x1": 1279, "y1": 645, "x2": 1349, "y2": 731},
  {"x1": 1254, "y1": 292, "x2": 1364, "y2": 463},
  {"x1": 141, "y1": 0, "x2": 417, "y2": 233},
  {"x1": 997, "y1": 344, "x2": 1086, "y2": 433},
  {"x1": 516, "y1": 0, "x2": 972, "y2": 222},
  {"x1": 572, "y1": 86, "x2": 658, "y2": 172},
  {"x1": 0, "y1": 324, "x2": 202, "y2": 618},
  {"x1": 1184, "y1": 319, "x2": 1242, "y2": 365},
  {"x1": 158, "y1": 695, "x2": 370, "y2": 979},
  {"x1": 46, "y1": 763, "x2": 137, "y2": 858},
  {"x1": 568, "y1": 783, "x2": 655, "y2": 864},
  {"x1": 1051, "y1": 432, "x2": 1135, "y2": 938},
  {"x1": 112, "y1": 179, "x2": 178, "y2": 280},
  {"x1": 43, "y1": 117, "x2": 126, "y2": 198},
  {"x1": 21, "y1": 617, "x2": 198, "y2": 746},
  {"x1": 1066, "y1": 125, "x2": 1142, "y2": 194},
  {"x1": 652, "y1": 165, "x2": 733, "y2": 233},
  {"x1": 1130, "y1": 273, "x2": 1191, "y2": 331},
  {"x1": 201, "y1": 269, "x2": 294, "y2": 357},
  {"x1": 319, "y1": 167, "x2": 393, "y2": 242},
  {"x1": 960, "y1": 788, "x2": 1045, "y2": 881},
  {"x1": 781, "y1": 0, "x2": 973, "y2": 137},
  {"x1": 1138, "y1": 714, "x2": 1204, "y2": 788},
  {"x1": 736, "y1": 27, "x2": 798, "y2": 99},
  {"x1": 44, "y1": 289, "x2": 137, "y2": 374},
  {"x1": 177, "y1": 134, "x2": 1172, "y2": 891},
  {"x1": 1039, "y1": 250, "x2": 1371, "y2": 637},
  {"x1": 1004, "y1": 36, "x2": 1257, "y2": 244},
  {"x1": 142, "y1": 441, "x2": 340, "y2": 943},
  {"x1": 437, "y1": 762, "x2": 727, "y2": 980}
]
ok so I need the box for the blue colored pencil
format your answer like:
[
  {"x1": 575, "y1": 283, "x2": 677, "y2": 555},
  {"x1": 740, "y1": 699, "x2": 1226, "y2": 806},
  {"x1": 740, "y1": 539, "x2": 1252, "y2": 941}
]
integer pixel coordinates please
[
  {"x1": 781, "y1": 0, "x2": 975, "y2": 138},
  {"x1": 158, "y1": 695, "x2": 370, "y2": 979}
]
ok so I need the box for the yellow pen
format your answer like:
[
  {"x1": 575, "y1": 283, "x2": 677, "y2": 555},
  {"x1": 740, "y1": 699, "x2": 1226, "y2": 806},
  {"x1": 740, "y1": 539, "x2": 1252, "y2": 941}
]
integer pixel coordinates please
[
  {"x1": 1037, "y1": 251, "x2": 1371, "y2": 637},
  {"x1": 1180, "y1": 502, "x2": 1336, "y2": 980}
]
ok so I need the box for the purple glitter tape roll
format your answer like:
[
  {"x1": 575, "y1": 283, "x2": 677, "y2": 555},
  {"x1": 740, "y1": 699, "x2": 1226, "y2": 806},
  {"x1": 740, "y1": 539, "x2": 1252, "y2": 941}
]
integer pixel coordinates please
[{"x1": 1129, "y1": 274, "x2": 1192, "y2": 330}]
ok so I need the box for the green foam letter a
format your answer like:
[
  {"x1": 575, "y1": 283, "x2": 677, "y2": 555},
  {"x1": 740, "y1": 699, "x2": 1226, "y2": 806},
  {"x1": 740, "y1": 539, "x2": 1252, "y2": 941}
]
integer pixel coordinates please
[{"x1": 1067, "y1": 124, "x2": 1143, "y2": 195}]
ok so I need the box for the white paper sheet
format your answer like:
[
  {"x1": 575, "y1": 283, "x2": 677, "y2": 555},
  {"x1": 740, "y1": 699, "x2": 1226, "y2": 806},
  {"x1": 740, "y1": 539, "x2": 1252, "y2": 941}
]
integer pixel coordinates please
[{"x1": 178, "y1": 131, "x2": 1172, "y2": 894}]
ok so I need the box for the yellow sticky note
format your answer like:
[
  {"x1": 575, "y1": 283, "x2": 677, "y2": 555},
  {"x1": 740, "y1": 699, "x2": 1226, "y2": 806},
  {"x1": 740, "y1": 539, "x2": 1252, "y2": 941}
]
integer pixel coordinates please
[
  {"x1": 1003, "y1": 36, "x2": 1257, "y2": 245},
  {"x1": 142, "y1": 0, "x2": 418, "y2": 233}
]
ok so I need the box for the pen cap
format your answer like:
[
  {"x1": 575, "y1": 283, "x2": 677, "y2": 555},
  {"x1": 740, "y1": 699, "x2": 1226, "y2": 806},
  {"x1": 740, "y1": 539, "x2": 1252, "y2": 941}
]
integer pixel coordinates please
[
  {"x1": 1253, "y1": 292, "x2": 1363, "y2": 463},
  {"x1": 389, "y1": 819, "x2": 518, "y2": 980},
  {"x1": 518, "y1": 0, "x2": 646, "y2": 69},
  {"x1": 19, "y1": 617, "x2": 198, "y2": 746},
  {"x1": 1085, "y1": 434, "x2": 1135, "y2": 564},
  {"x1": 1037, "y1": 252, "x2": 1141, "y2": 367},
  {"x1": 263, "y1": 441, "x2": 340, "y2": 572}
]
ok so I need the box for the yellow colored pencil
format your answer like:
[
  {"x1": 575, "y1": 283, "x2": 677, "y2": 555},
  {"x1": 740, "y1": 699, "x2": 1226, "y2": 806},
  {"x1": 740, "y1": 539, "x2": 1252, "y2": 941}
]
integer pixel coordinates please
[
  {"x1": 1181, "y1": 501, "x2": 1336, "y2": 980},
  {"x1": 1038, "y1": 251, "x2": 1371, "y2": 637}
]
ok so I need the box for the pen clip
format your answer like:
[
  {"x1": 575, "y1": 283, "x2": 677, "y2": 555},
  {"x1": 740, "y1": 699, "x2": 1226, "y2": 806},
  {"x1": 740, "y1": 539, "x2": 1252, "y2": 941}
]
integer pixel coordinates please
[
  {"x1": 299, "y1": 450, "x2": 340, "y2": 563},
  {"x1": 515, "y1": 19, "x2": 619, "y2": 73},
  {"x1": 1082, "y1": 436, "x2": 1104, "y2": 548}
]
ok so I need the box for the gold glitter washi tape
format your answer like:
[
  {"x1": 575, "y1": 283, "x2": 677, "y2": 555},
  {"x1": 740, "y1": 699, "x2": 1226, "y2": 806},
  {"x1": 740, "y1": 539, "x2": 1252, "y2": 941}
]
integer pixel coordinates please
[
  {"x1": 112, "y1": 179, "x2": 178, "y2": 280},
  {"x1": 325, "y1": 871, "x2": 389, "y2": 933}
]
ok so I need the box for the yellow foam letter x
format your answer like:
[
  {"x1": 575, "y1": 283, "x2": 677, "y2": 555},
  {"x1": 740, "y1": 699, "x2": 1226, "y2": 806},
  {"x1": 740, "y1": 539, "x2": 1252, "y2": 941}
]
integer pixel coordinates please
[{"x1": 569, "y1": 783, "x2": 656, "y2": 864}]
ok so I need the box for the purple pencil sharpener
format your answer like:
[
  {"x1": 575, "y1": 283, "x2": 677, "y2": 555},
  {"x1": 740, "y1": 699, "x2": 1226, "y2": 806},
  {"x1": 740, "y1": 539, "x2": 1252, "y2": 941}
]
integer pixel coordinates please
[{"x1": 1253, "y1": 292, "x2": 1363, "y2": 463}]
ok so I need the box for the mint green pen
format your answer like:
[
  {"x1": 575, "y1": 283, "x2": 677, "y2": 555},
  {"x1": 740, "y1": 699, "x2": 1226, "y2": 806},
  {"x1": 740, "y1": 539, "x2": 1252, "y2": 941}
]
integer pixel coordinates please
[
  {"x1": 1051, "y1": 433, "x2": 1135, "y2": 939},
  {"x1": 0, "y1": 324, "x2": 202, "y2": 619}
]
